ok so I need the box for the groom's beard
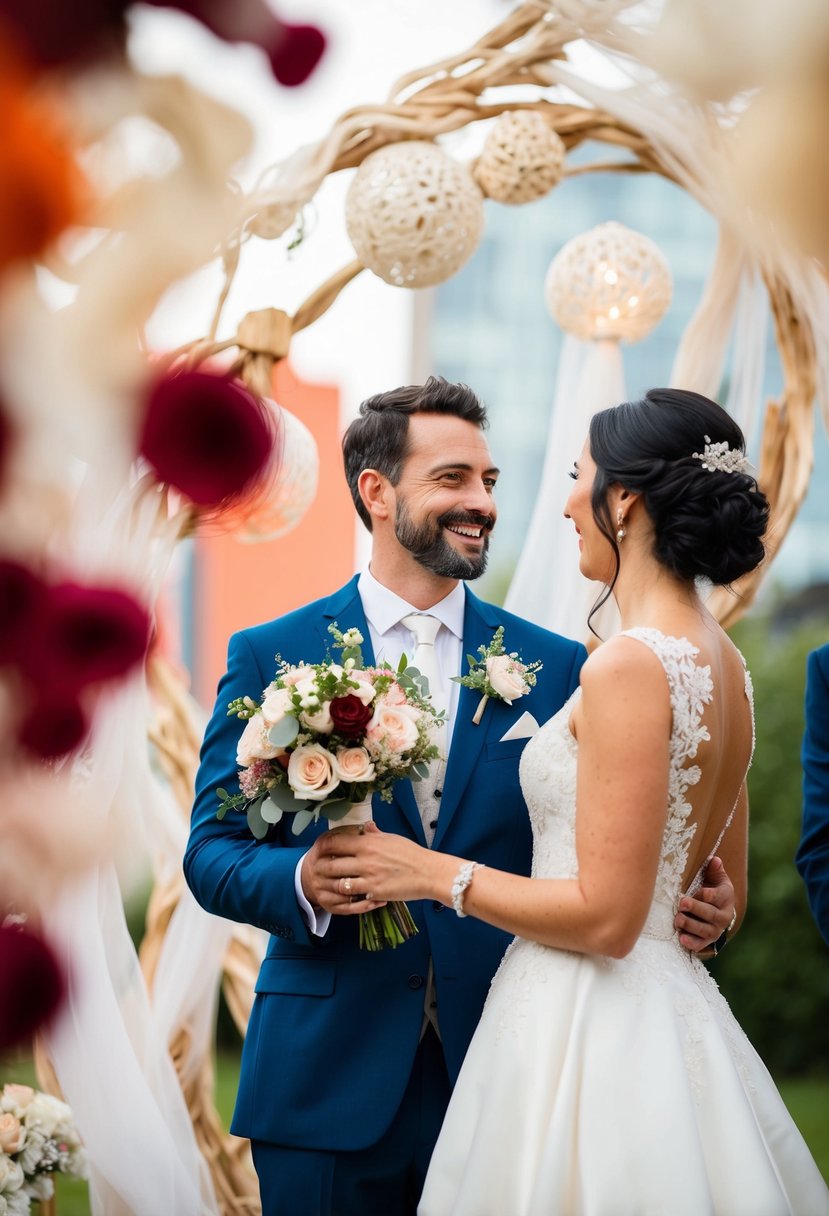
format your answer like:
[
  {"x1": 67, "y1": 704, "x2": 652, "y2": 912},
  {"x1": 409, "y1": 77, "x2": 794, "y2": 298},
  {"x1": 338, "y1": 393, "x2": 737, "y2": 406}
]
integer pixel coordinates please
[{"x1": 394, "y1": 502, "x2": 493, "y2": 580}]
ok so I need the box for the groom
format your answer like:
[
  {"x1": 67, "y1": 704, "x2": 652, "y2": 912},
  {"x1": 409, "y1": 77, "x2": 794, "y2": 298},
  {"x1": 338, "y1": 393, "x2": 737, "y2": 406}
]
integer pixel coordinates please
[{"x1": 184, "y1": 376, "x2": 735, "y2": 1216}]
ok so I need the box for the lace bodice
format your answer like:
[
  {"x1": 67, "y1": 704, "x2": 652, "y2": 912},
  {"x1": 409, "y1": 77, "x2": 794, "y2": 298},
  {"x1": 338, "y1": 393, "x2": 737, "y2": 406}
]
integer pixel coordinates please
[{"x1": 519, "y1": 628, "x2": 753, "y2": 940}]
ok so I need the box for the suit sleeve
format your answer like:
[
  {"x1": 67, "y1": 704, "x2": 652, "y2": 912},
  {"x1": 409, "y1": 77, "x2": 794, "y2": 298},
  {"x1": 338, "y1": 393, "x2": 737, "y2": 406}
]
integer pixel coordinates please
[
  {"x1": 183, "y1": 630, "x2": 315, "y2": 943},
  {"x1": 796, "y1": 647, "x2": 829, "y2": 947}
]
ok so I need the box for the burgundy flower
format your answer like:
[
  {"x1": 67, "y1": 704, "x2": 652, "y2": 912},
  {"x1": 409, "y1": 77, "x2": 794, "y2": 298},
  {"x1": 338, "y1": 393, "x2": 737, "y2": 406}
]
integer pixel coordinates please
[
  {"x1": 265, "y1": 22, "x2": 327, "y2": 87},
  {"x1": 329, "y1": 694, "x2": 373, "y2": 739},
  {"x1": 0, "y1": 922, "x2": 65, "y2": 1051},
  {"x1": 139, "y1": 370, "x2": 273, "y2": 507},
  {"x1": 0, "y1": 558, "x2": 47, "y2": 666},
  {"x1": 142, "y1": 2, "x2": 326, "y2": 86},
  {"x1": 35, "y1": 582, "x2": 151, "y2": 692},
  {"x1": 0, "y1": 0, "x2": 128, "y2": 68},
  {"x1": 17, "y1": 695, "x2": 88, "y2": 760},
  {"x1": 0, "y1": 398, "x2": 12, "y2": 487}
]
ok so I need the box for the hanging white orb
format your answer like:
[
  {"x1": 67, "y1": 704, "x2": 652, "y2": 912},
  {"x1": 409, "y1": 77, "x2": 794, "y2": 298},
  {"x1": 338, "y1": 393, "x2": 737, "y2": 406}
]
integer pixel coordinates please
[
  {"x1": 474, "y1": 111, "x2": 566, "y2": 205},
  {"x1": 544, "y1": 221, "x2": 673, "y2": 342},
  {"x1": 345, "y1": 141, "x2": 485, "y2": 288},
  {"x1": 235, "y1": 400, "x2": 319, "y2": 543}
]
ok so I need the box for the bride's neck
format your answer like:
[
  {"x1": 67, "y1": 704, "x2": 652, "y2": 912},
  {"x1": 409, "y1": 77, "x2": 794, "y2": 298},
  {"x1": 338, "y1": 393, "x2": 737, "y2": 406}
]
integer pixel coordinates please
[{"x1": 612, "y1": 554, "x2": 702, "y2": 632}]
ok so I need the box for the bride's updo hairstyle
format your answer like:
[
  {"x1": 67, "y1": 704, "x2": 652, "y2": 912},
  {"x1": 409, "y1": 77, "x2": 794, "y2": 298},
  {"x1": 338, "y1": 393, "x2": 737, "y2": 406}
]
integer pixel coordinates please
[{"x1": 587, "y1": 388, "x2": 769, "y2": 623}]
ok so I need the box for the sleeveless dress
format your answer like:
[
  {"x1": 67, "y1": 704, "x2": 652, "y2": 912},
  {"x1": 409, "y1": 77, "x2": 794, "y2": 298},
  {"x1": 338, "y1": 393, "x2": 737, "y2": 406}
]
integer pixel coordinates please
[{"x1": 419, "y1": 629, "x2": 829, "y2": 1216}]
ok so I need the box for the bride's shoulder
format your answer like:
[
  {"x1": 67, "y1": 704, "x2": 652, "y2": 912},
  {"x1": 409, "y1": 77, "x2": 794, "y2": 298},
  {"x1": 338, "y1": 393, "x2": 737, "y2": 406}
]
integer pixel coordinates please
[{"x1": 579, "y1": 633, "x2": 670, "y2": 696}]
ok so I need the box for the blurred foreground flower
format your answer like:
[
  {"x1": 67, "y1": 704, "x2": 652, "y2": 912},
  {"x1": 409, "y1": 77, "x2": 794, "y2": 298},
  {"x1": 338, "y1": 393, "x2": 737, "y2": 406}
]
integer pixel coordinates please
[
  {"x1": 0, "y1": 922, "x2": 65, "y2": 1052},
  {"x1": 139, "y1": 369, "x2": 274, "y2": 508}
]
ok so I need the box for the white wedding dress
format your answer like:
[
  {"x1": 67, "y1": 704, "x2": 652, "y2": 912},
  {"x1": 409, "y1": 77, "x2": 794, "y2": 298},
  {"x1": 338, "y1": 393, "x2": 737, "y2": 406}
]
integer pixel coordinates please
[{"x1": 420, "y1": 629, "x2": 829, "y2": 1216}]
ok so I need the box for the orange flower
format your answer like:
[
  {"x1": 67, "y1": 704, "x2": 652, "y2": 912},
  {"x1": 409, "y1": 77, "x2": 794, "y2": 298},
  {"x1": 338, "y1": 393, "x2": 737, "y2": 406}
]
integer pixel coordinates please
[{"x1": 0, "y1": 48, "x2": 86, "y2": 270}]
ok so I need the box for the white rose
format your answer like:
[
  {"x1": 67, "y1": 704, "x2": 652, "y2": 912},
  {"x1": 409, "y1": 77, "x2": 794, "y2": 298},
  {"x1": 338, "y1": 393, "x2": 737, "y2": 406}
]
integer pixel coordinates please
[
  {"x1": 17, "y1": 1129, "x2": 45, "y2": 1176},
  {"x1": 331, "y1": 747, "x2": 376, "y2": 784},
  {"x1": 294, "y1": 677, "x2": 334, "y2": 734},
  {"x1": 366, "y1": 701, "x2": 420, "y2": 755},
  {"x1": 0, "y1": 1157, "x2": 23, "y2": 1192},
  {"x1": 1, "y1": 1087, "x2": 33, "y2": 1115},
  {"x1": 5, "y1": 1190, "x2": 28, "y2": 1216},
  {"x1": 287, "y1": 744, "x2": 341, "y2": 801},
  {"x1": 279, "y1": 665, "x2": 315, "y2": 688},
  {"x1": 486, "y1": 654, "x2": 528, "y2": 703},
  {"x1": 259, "y1": 687, "x2": 293, "y2": 729},
  {"x1": 341, "y1": 628, "x2": 363, "y2": 646},
  {"x1": 342, "y1": 674, "x2": 376, "y2": 706},
  {"x1": 23, "y1": 1094, "x2": 71, "y2": 1140},
  {"x1": 236, "y1": 714, "x2": 283, "y2": 766}
]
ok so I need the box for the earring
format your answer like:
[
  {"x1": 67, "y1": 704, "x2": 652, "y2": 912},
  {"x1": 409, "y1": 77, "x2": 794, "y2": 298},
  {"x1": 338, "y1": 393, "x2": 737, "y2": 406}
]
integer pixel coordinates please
[{"x1": 616, "y1": 509, "x2": 626, "y2": 544}]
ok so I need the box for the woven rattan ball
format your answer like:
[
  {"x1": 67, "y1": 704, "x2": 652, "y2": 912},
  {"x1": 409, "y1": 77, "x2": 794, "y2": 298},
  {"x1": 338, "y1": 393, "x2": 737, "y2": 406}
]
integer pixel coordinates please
[
  {"x1": 474, "y1": 111, "x2": 566, "y2": 204},
  {"x1": 235, "y1": 401, "x2": 319, "y2": 542},
  {"x1": 544, "y1": 221, "x2": 673, "y2": 342},
  {"x1": 345, "y1": 141, "x2": 485, "y2": 288}
]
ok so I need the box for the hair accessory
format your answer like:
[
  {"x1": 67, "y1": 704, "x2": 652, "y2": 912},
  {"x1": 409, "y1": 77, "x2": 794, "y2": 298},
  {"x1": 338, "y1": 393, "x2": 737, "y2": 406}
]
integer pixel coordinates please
[
  {"x1": 451, "y1": 860, "x2": 484, "y2": 917},
  {"x1": 615, "y1": 508, "x2": 626, "y2": 543},
  {"x1": 691, "y1": 435, "x2": 749, "y2": 475}
]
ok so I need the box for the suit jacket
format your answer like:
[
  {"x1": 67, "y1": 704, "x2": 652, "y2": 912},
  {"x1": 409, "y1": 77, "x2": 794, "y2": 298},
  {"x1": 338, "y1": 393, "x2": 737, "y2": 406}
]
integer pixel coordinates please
[
  {"x1": 796, "y1": 642, "x2": 829, "y2": 946},
  {"x1": 184, "y1": 576, "x2": 586, "y2": 1151}
]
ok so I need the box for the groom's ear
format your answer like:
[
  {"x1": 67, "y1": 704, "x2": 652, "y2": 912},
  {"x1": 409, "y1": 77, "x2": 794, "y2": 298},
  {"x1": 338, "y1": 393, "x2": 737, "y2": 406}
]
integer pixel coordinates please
[{"x1": 358, "y1": 468, "x2": 392, "y2": 523}]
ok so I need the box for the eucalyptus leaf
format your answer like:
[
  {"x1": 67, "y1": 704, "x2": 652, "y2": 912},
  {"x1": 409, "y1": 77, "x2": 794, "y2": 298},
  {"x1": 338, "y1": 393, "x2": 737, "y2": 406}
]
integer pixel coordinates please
[
  {"x1": 322, "y1": 799, "x2": 351, "y2": 821},
  {"x1": 291, "y1": 808, "x2": 316, "y2": 836},
  {"x1": 216, "y1": 806, "x2": 227, "y2": 820},
  {"x1": 261, "y1": 797, "x2": 284, "y2": 825},
  {"x1": 411, "y1": 762, "x2": 430, "y2": 781},
  {"x1": 246, "y1": 796, "x2": 270, "y2": 840},
  {"x1": 268, "y1": 716, "x2": 300, "y2": 747},
  {"x1": 267, "y1": 781, "x2": 304, "y2": 812},
  {"x1": 217, "y1": 787, "x2": 230, "y2": 800}
]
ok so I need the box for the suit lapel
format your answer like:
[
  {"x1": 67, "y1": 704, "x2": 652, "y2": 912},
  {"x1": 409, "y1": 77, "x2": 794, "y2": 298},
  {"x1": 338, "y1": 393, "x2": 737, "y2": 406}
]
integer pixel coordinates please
[{"x1": 432, "y1": 589, "x2": 502, "y2": 848}]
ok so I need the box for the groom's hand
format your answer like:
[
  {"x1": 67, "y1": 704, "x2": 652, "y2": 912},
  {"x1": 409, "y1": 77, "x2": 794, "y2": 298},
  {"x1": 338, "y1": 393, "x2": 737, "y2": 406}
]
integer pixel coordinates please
[
  {"x1": 299, "y1": 836, "x2": 344, "y2": 915},
  {"x1": 674, "y1": 856, "x2": 736, "y2": 954}
]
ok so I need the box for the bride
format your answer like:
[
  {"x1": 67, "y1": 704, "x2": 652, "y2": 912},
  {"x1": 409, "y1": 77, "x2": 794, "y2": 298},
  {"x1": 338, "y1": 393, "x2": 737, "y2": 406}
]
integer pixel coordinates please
[{"x1": 327, "y1": 388, "x2": 829, "y2": 1215}]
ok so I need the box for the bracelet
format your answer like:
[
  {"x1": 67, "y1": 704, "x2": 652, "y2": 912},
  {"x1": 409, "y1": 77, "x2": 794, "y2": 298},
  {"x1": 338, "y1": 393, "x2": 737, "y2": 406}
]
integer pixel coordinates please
[
  {"x1": 710, "y1": 908, "x2": 738, "y2": 958},
  {"x1": 451, "y1": 861, "x2": 484, "y2": 917}
]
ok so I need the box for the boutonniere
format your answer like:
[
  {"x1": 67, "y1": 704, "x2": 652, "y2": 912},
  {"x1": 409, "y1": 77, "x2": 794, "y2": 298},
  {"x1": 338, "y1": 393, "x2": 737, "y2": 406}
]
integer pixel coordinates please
[{"x1": 452, "y1": 626, "x2": 542, "y2": 725}]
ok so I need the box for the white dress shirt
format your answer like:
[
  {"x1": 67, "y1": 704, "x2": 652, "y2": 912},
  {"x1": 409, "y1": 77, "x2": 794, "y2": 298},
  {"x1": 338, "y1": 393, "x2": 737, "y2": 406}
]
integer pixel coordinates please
[{"x1": 295, "y1": 570, "x2": 466, "y2": 934}]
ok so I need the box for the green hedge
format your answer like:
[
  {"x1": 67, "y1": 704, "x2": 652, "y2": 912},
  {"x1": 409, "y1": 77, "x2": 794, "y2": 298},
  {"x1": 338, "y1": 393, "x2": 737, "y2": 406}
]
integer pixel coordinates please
[{"x1": 713, "y1": 611, "x2": 829, "y2": 1075}]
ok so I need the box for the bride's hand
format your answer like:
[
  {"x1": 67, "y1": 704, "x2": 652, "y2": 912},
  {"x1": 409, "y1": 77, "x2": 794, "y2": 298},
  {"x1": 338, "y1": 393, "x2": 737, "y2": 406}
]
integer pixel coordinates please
[
  {"x1": 314, "y1": 824, "x2": 447, "y2": 912},
  {"x1": 674, "y1": 856, "x2": 736, "y2": 954}
]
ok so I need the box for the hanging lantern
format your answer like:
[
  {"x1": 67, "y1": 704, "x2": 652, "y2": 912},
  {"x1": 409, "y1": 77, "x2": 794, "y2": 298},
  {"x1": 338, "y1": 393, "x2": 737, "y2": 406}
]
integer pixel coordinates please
[
  {"x1": 345, "y1": 141, "x2": 485, "y2": 288},
  {"x1": 474, "y1": 111, "x2": 566, "y2": 205},
  {"x1": 234, "y1": 400, "x2": 319, "y2": 542},
  {"x1": 544, "y1": 221, "x2": 673, "y2": 342}
]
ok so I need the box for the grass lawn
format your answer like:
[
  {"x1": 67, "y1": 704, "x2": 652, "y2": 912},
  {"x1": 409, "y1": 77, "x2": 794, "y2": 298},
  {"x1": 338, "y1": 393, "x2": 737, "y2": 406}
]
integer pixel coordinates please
[{"x1": 3, "y1": 1051, "x2": 827, "y2": 1214}]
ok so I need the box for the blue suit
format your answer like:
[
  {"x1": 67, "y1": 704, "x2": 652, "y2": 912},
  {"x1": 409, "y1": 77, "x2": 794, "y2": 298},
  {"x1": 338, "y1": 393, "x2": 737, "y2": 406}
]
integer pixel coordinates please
[
  {"x1": 796, "y1": 642, "x2": 829, "y2": 946},
  {"x1": 184, "y1": 576, "x2": 585, "y2": 1197}
]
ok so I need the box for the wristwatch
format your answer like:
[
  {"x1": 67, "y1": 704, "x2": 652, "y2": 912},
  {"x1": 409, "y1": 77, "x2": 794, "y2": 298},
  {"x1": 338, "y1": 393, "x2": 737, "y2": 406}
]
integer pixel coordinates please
[{"x1": 710, "y1": 907, "x2": 738, "y2": 957}]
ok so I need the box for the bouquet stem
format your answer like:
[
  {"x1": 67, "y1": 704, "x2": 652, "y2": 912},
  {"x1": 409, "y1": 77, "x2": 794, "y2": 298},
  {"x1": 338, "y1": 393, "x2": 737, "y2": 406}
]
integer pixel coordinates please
[{"x1": 329, "y1": 801, "x2": 419, "y2": 951}]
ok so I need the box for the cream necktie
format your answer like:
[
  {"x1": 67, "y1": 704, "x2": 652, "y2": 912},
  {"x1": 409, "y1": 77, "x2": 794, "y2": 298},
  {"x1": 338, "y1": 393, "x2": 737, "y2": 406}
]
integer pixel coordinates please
[{"x1": 401, "y1": 612, "x2": 447, "y2": 847}]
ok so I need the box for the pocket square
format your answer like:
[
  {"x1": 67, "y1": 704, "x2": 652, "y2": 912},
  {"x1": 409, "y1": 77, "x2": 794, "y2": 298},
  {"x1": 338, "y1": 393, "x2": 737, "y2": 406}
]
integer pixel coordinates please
[{"x1": 499, "y1": 711, "x2": 539, "y2": 742}]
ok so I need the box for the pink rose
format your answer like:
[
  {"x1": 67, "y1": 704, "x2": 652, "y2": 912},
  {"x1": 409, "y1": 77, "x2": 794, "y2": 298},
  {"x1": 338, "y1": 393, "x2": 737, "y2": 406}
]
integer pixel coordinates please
[
  {"x1": 331, "y1": 746, "x2": 376, "y2": 783},
  {"x1": 486, "y1": 654, "x2": 529, "y2": 703},
  {"x1": 288, "y1": 743, "x2": 340, "y2": 801},
  {"x1": 295, "y1": 676, "x2": 334, "y2": 734},
  {"x1": 366, "y1": 701, "x2": 420, "y2": 755},
  {"x1": 381, "y1": 681, "x2": 407, "y2": 706},
  {"x1": 236, "y1": 714, "x2": 284, "y2": 766},
  {"x1": 0, "y1": 1113, "x2": 24, "y2": 1153},
  {"x1": 2, "y1": 1084, "x2": 34, "y2": 1111},
  {"x1": 279, "y1": 665, "x2": 315, "y2": 688}
]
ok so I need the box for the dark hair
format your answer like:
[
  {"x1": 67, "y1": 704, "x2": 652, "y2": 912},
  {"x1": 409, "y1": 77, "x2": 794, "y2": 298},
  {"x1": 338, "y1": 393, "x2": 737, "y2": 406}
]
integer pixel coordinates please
[
  {"x1": 587, "y1": 387, "x2": 770, "y2": 628},
  {"x1": 342, "y1": 376, "x2": 488, "y2": 530}
]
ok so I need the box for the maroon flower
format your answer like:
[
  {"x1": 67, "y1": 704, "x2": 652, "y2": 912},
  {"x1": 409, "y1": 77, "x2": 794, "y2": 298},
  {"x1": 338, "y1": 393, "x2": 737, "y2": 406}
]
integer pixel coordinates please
[
  {"x1": 0, "y1": 398, "x2": 12, "y2": 488},
  {"x1": 139, "y1": 370, "x2": 273, "y2": 507},
  {"x1": 0, "y1": 922, "x2": 65, "y2": 1051},
  {"x1": 265, "y1": 22, "x2": 327, "y2": 87},
  {"x1": 30, "y1": 582, "x2": 151, "y2": 693},
  {"x1": 329, "y1": 694, "x2": 373, "y2": 739},
  {"x1": 17, "y1": 695, "x2": 89, "y2": 760},
  {"x1": 0, "y1": 558, "x2": 47, "y2": 666}
]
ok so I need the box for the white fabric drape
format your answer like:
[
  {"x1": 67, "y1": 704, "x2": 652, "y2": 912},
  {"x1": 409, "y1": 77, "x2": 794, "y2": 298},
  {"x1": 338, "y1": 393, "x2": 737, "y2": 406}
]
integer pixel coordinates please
[{"x1": 505, "y1": 337, "x2": 624, "y2": 643}]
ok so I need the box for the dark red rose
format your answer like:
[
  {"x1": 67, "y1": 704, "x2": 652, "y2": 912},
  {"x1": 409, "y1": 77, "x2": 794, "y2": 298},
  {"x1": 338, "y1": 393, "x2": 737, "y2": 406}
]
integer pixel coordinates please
[
  {"x1": 0, "y1": 922, "x2": 65, "y2": 1051},
  {"x1": 0, "y1": 558, "x2": 48, "y2": 665},
  {"x1": 30, "y1": 582, "x2": 151, "y2": 692},
  {"x1": 17, "y1": 695, "x2": 88, "y2": 759},
  {"x1": 329, "y1": 694, "x2": 373, "y2": 738},
  {"x1": 265, "y1": 23, "x2": 326, "y2": 87},
  {"x1": 139, "y1": 370, "x2": 273, "y2": 508}
]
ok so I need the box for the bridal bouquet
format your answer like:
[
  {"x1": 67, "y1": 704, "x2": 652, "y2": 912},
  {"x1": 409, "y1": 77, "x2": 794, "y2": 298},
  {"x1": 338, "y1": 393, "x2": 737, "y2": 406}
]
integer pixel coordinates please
[
  {"x1": 217, "y1": 623, "x2": 443, "y2": 949},
  {"x1": 0, "y1": 1083, "x2": 87, "y2": 1214}
]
